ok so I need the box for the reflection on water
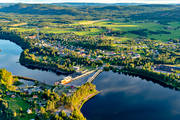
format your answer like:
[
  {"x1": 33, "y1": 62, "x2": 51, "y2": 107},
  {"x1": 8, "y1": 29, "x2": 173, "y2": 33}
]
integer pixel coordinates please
[
  {"x1": 81, "y1": 71, "x2": 180, "y2": 120},
  {"x1": 0, "y1": 40, "x2": 63, "y2": 85}
]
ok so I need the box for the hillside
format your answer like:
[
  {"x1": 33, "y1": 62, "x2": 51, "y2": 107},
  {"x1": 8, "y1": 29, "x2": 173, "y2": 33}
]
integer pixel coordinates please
[
  {"x1": 131, "y1": 6, "x2": 180, "y2": 22},
  {"x1": 0, "y1": 3, "x2": 179, "y2": 22},
  {"x1": 0, "y1": 4, "x2": 82, "y2": 16},
  {"x1": 51, "y1": 2, "x2": 146, "y2": 6}
]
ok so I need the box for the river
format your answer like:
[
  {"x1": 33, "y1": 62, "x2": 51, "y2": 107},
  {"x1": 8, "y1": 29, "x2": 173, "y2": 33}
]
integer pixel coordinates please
[
  {"x1": 0, "y1": 39, "x2": 63, "y2": 85},
  {"x1": 1, "y1": 39, "x2": 180, "y2": 120},
  {"x1": 81, "y1": 71, "x2": 180, "y2": 120}
]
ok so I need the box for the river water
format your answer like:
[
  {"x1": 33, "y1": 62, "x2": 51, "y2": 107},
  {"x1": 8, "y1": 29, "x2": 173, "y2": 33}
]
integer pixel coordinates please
[
  {"x1": 81, "y1": 71, "x2": 180, "y2": 120},
  {"x1": 1, "y1": 39, "x2": 180, "y2": 120},
  {"x1": 0, "y1": 39, "x2": 63, "y2": 85}
]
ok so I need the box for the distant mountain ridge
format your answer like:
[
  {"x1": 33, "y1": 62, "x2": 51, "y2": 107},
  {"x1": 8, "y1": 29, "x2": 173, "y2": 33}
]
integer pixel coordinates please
[
  {"x1": 0, "y1": 3, "x2": 179, "y2": 22},
  {"x1": 50, "y1": 2, "x2": 146, "y2": 6},
  {"x1": 0, "y1": 4, "x2": 82, "y2": 15}
]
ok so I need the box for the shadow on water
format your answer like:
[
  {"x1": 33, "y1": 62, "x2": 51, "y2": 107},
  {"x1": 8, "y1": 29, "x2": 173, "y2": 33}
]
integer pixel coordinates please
[
  {"x1": 81, "y1": 71, "x2": 180, "y2": 120},
  {"x1": 121, "y1": 71, "x2": 175, "y2": 90}
]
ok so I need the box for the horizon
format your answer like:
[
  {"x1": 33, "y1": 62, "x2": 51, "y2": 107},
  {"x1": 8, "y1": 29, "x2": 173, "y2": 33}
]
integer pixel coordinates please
[{"x1": 0, "y1": 0, "x2": 179, "y2": 4}]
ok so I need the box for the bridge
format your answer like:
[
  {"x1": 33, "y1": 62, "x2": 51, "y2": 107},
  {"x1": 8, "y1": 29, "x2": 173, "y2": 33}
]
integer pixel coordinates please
[
  {"x1": 71, "y1": 70, "x2": 96, "y2": 81},
  {"x1": 87, "y1": 69, "x2": 103, "y2": 83}
]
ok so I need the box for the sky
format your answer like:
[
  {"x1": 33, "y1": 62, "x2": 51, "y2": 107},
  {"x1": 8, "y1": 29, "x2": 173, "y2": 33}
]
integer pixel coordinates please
[{"x1": 0, "y1": 0, "x2": 180, "y2": 4}]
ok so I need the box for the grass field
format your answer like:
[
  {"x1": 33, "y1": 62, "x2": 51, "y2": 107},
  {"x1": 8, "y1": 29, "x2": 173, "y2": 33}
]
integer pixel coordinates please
[
  {"x1": 4, "y1": 97, "x2": 35, "y2": 120},
  {"x1": 40, "y1": 27, "x2": 74, "y2": 34},
  {"x1": 9, "y1": 28, "x2": 36, "y2": 32},
  {"x1": 74, "y1": 28, "x2": 105, "y2": 36},
  {"x1": 8, "y1": 20, "x2": 180, "y2": 42},
  {"x1": 78, "y1": 20, "x2": 99, "y2": 25}
]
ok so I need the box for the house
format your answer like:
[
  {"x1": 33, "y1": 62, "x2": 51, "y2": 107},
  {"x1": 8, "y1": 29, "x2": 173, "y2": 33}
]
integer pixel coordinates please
[
  {"x1": 132, "y1": 54, "x2": 141, "y2": 59},
  {"x1": 6, "y1": 92, "x2": 10, "y2": 95},
  {"x1": 27, "y1": 35, "x2": 37, "y2": 39},
  {"x1": 73, "y1": 66, "x2": 80, "y2": 71},
  {"x1": 11, "y1": 95, "x2": 16, "y2": 98},
  {"x1": 54, "y1": 82, "x2": 59, "y2": 86},
  {"x1": 27, "y1": 109, "x2": 32, "y2": 114},
  {"x1": 33, "y1": 95, "x2": 38, "y2": 99},
  {"x1": 104, "y1": 51, "x2": 115, "y2": 56},
  {"x1": 80, "y1": 53, "x2": 86, "y2": 57}
]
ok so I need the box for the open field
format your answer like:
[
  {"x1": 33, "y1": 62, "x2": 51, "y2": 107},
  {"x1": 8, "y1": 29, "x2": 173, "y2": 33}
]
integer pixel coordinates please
[
  {"x1": 7, "y1": 19, "x2": 180, "y2": 42},
  {"x1": 78, "y1": 20, "x2": 99, "y2": 25},
  {"x1": 4, "y1": 97, "x2": 35, "y2": 120},
  {"x1": 9, "y1": 28, "x2": 36, "y2": 32}
]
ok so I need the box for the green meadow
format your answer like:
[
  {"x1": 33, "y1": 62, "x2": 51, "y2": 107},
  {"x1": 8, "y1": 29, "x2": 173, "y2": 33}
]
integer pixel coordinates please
[
  {"x1": 9, "y1": 20, "x2": 180, "y2": 42},
  {"x1": 4, "y1": 97, "x2": 35, "y2": 120}
]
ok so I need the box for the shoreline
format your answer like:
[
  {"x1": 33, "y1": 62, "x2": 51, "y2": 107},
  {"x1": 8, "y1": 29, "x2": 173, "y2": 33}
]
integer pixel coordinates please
[
  {"x1": 0, "y1": 33, "x2": 75, "y2": 75},
  {"x1": 123, "y1": 70, "x2": 180, "y2": 90},
  {"x1": 107, "y1": 66, "x2": 180, "y2": 90},
  {"x1": 79, "y1": 91, "x2": 100, "y2": 110},
  {"x1": 20, "y1": 61, "x2": 74, "y2": 75},
  {"x1": 13, "y1": 75, "x2": 37, "y2": 82}
]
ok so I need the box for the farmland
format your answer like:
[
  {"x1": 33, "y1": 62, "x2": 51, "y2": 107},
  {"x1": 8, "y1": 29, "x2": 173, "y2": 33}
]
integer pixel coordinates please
[{"x1": 7, "y1": 19, "x2": 180, "y2": 42}]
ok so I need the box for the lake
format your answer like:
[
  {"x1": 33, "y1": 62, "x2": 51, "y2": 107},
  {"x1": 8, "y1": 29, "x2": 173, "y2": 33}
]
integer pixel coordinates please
[{"x1": 81, "y1": 71, "x2": 180, "y2": 120}]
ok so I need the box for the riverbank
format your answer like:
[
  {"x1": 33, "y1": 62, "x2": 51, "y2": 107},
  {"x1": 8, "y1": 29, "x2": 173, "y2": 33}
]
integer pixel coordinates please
[
  {"x1": 106, "y1": 66, "x2": 180, "y2": 90},
  {"x1": 13, "y1": 75, "x2": 37, "y2": 82},
  {"x1": 79, "y1": 91, "x2": 100, "y2": 110},
  {"x1": 0, "y1": 31, "x2": 75, "y2": 75},
  {"x1": 19, "y1": 50, "x2": 75, "y2": 75},
  {"x1": 19, "y1": 60, "x2": 74, "y2": 75},
  {"x1": 59, "y1": 82, "x2": 99, "y2": 119}
]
